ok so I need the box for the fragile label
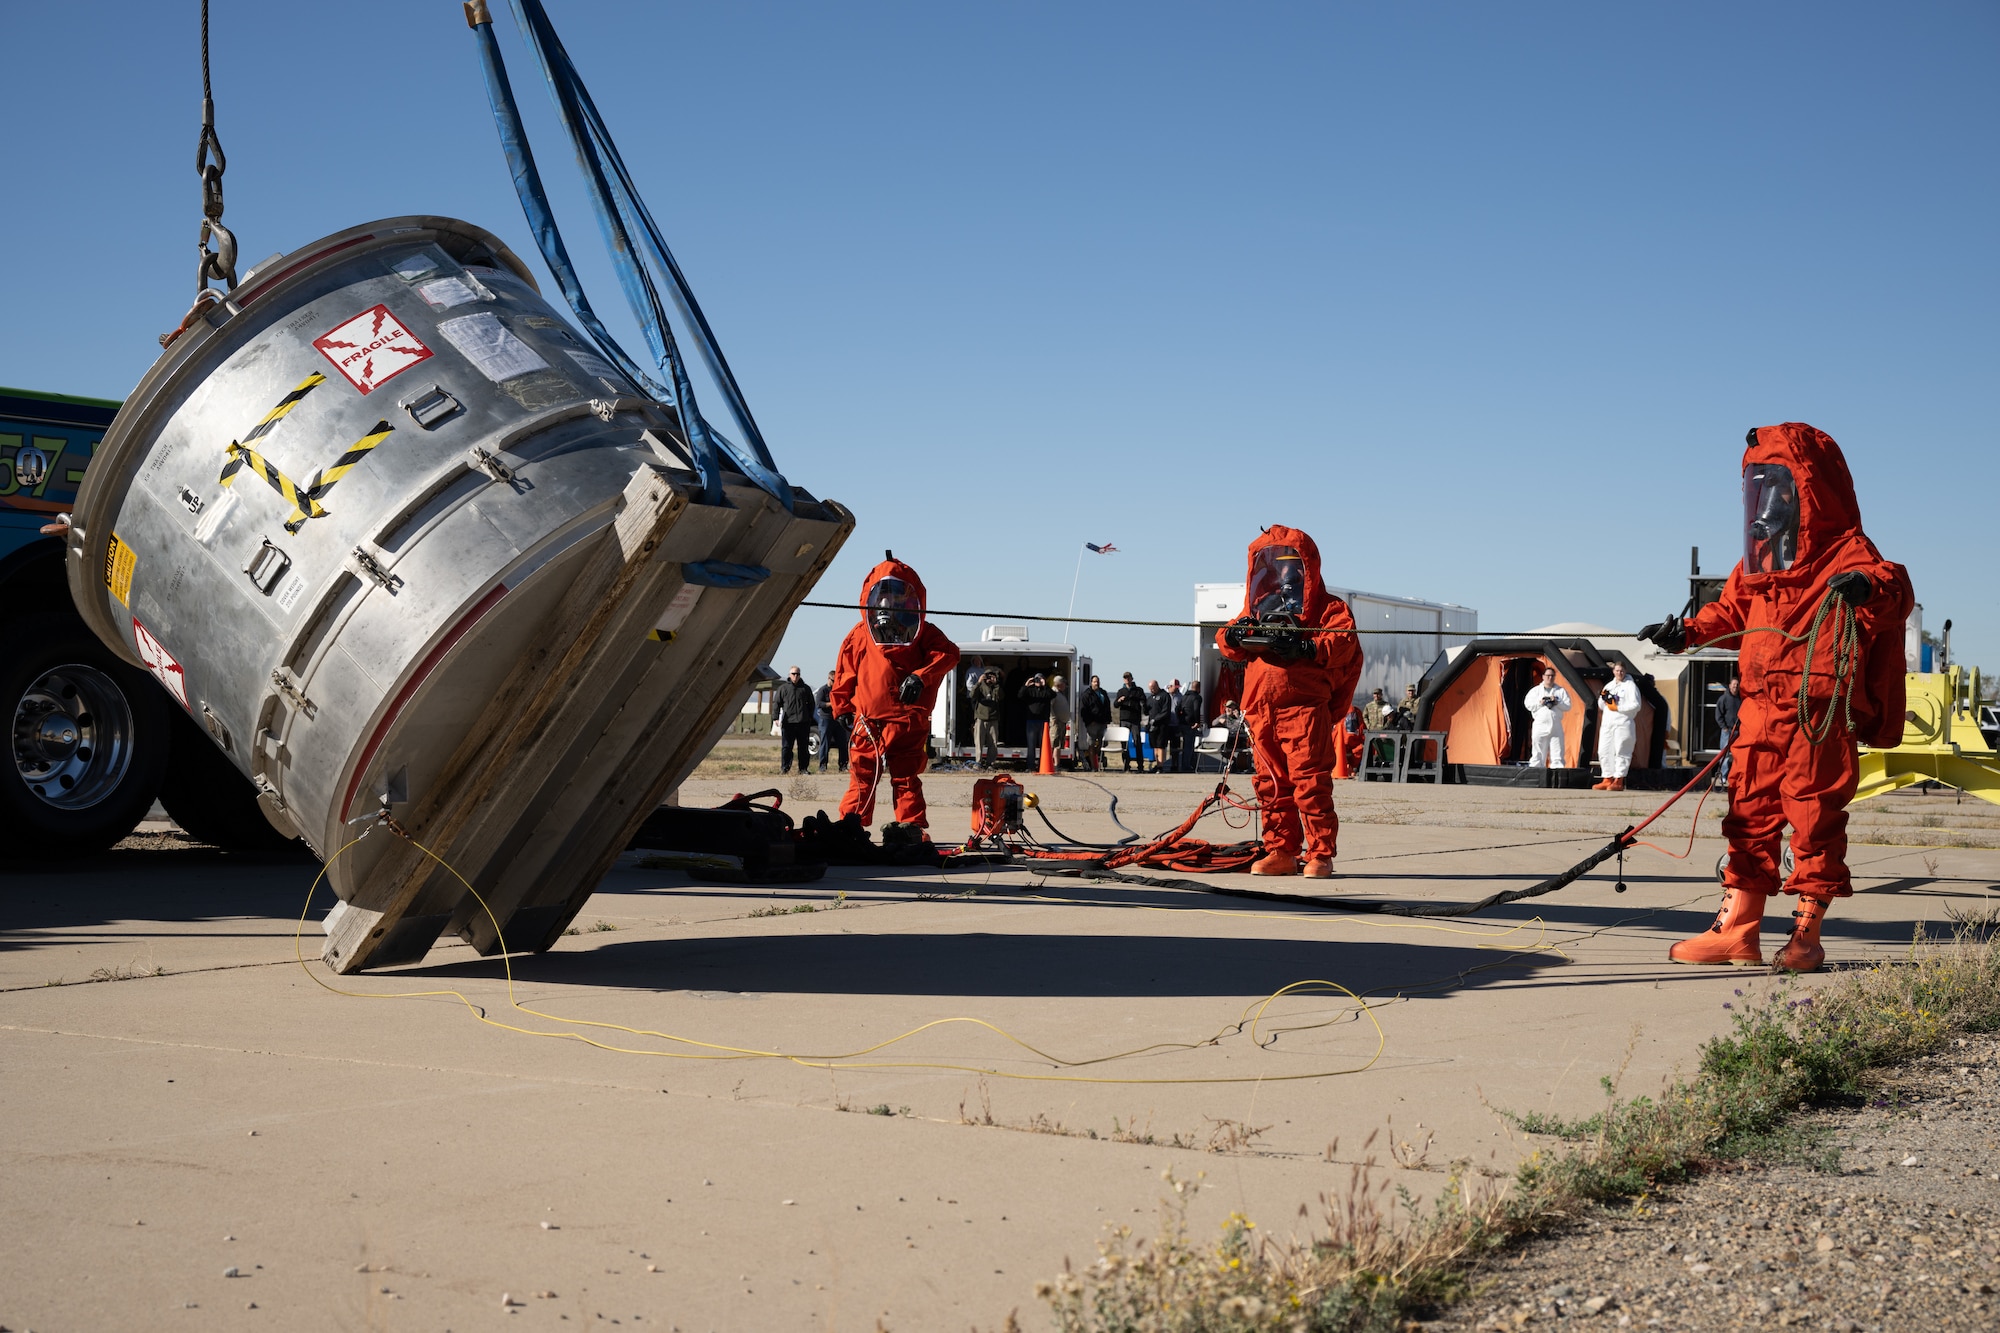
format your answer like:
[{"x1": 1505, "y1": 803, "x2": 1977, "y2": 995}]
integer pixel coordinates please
[
  {"x1": 437, "y1": 311, "x2": 549, "y2": 383},
  {"x1": 104, "y1": 533, "x2": 137, "y2": 605},
  {"x1": 132, "y1": 618, "x2": 190, "y2": 709},
  {"x1": 313, "y1": 304, "x2": 434, "y2": 395}
]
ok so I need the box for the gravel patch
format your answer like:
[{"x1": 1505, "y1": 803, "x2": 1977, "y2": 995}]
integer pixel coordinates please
[{"x1": 1434, "y1": 1035, "x2": 2000, "y2": 1331}]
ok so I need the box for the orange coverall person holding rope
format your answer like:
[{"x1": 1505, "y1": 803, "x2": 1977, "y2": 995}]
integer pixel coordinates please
[
  {"x1": 829, "y1": 554, "x2": 961, "y2": 834},
  {"x1": 1638, "y1": 424, "x2": 1913, "y2": 972},
  {"x1": 1216, "y1": 527, "x2": 1364, "y2": 879}
]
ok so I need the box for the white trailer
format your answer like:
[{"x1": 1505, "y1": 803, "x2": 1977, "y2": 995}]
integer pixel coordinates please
[
  {"x1": 930, "y1": 625, "x2": 1090, "y2": 766},
  {"x1": 1193, "y1": 583, "x2": 1476, "y2": 715}
]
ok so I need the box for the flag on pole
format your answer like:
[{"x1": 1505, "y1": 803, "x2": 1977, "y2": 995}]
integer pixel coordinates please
[{"x1": 1085, "y1": 542, "x2": 1119, "y2": 554}]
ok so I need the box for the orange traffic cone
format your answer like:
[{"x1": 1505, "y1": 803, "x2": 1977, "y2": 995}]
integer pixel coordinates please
[
  {"x1": 1039, "y1": 722, "x2": 1056, "y2": 775},
  {"x1": 1334, "y1": 734, "x2": 1353, "y2": 780}
]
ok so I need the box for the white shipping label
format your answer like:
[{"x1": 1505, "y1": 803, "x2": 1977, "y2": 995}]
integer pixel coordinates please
[
  {"x1": 391, "y1": 251, "x2": 440, "y2": 281},
  {"x1": 417, "y1": 275, "x2": 490, "y2": 309},
  {"x1": 437, "y1": 312, "x2": 550, "y2": 383},
  {"x1": 275, "y1": 572, "x2": 308, "y2": 613},
  {"x1": 656, "y1": 583, "x2": 705, "y2": 635},
  {"x1": 566, "y1": 348, "x2": 627, "y2": 390}
]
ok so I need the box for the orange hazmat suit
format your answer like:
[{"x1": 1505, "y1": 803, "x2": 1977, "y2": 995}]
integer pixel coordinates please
[
  {"x1": 829, "y1": 557, "x2": 960, "y2": 830},
  {"x1": 1665, "y1": 424, "x2": 1912, "y2": 970},
  {"x1": 1215, "y1": 527, "x2": 1363, "y2": 872}
]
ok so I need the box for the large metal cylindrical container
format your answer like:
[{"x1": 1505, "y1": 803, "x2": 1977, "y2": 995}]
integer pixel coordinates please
[{"x1": 69, "y1": 217, "x2": 851, "y2": 970}]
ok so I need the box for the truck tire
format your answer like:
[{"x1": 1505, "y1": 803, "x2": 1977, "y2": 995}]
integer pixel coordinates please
[
  {"x1": 1, "y1": 611, "x2": 169, "y2": 856},
  {"x1": 157, "y1": 705, "x2": 307, "y2": 856}
]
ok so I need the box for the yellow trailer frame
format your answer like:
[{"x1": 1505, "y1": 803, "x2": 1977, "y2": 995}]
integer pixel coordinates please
[{"x1": 1854, "y1": 666, "x2": 2000, "y2": 807}]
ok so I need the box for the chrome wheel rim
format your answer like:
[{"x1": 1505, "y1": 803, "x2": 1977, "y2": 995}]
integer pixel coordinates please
[{"x1": 11, "y1": 663, "x2": 137, "y2": 810}]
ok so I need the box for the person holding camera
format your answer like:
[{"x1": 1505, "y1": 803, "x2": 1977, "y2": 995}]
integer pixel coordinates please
[
  {"x1": 1522, "y1": 665, "x2": 1571, "y2": 768},
  {"x1": 1216, "y1": 526, "x2": 1363, "y2": 878},
  {"x1": 1019, "y1": 671, "x2": 1055, "y2": 765},
  {"x1": 1592, "y1": 661, "x2": 1641, "y2": 791},
  {"x1": 969, "y1": 666, "x2": 1006, "y2": 768}
]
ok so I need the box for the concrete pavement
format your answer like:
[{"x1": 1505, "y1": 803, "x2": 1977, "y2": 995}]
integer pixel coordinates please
[{"x1": 3, "y1": 771, "x2": 1995, "y2": 1331}]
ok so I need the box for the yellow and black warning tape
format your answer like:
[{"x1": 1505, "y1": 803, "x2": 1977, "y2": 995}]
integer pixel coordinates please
[
  {"x1": 221, "y1": 441, "x2": 328, "y2": 532},
  {"x1": 298, "y1": 420, "x2": 395, "y2": 522},
  {"x1": 216, "y1": 372, "x2": 394, "y2": 534}
]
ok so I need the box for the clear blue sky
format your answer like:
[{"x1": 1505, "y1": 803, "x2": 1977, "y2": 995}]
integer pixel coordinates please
[{"x1": 8, "y1": 2, "x2": 1994, "y2": 683}]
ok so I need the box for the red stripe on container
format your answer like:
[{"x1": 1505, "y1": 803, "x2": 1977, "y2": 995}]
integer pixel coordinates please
[
  {"x1": 235, "y1": 234, "x2": 377, "y2": 309},
  {"x1": 339, "y1": 582, "x2": 509, "y2": 821}
]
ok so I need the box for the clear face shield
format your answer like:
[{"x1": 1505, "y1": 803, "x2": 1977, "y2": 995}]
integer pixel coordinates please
[
  {"x1": 866, "y1": 577, "x2": 922, "y2": 645},
  {"x1": 1742, "y1": 462, "x2": 1799, "y2": 574},
  {"x1": 1247, "y1": 547, "x2": 1308, "y2": 621}
]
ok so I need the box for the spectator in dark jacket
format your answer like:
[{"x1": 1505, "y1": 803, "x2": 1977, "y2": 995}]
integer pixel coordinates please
[
  {"x1": 1078, "y1": 675, "x2": 1112, "y2": 771},
  {"x1": 969, "y1": 667, "x2": 1006, "y2": 768},
  {"x1": 1113, "y1": 673, "x2": 1146, "y2": 770},
  {"x1": 1019, "y1": 673, "x2": 1055, "y2": 766},
  {"x1": 815, "y1": 670, "x2": 848, "y2": 772},
  {"x1": 1173, "y1": 681, "x2": 1204, "y2": 773},
  {"x1": 774, "y1": 666, "x2": 816, "y2": 774},
  {"x1": 1143, "y1": 680, "x2": 1173, "y2": 773},
  {"x1": 1713, "y1": 676, "x2": 1742, "y2": 786}
]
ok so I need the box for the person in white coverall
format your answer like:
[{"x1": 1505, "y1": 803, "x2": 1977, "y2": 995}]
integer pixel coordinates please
[
  {"x1": 1522, "y1": 666, "x2": 1571, "y2": 768},
  {"x1": 1593, "y1": 661, "x2": 1641, "y2": 791}
]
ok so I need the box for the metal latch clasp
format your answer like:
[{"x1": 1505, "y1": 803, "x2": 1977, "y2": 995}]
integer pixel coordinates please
[
  {"x1": 348, "y1": 546, "x2": 404, "y2": 593},
  {"x1": 401, "y1": 384, "x2": 463, "y2": 430},
  {"x1": 468, "y1": 446, "x2": 517, "y2": 484},
  {"x1": 269, "y1": 668, "x2": 318, "y2": 719}
]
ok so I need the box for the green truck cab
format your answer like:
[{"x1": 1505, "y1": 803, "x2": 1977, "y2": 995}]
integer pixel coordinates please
[{"x1": 3, "y1": 387, "x2": 291, "y2": 855}]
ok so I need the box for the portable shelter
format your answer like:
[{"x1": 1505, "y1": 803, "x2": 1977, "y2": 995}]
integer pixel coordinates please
[{"x1": 1412, "y1": 638, "x2": 1670, "y2": 784}]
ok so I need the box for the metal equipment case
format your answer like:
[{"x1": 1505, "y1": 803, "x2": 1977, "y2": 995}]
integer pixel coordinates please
[{"x1": 67, "y1": 217, "x2": 851, "y2": 971}]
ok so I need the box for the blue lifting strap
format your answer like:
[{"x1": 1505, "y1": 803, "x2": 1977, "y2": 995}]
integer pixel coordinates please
[{"x1": 466, "y1": 2, "x2": 794, "y2": 512}]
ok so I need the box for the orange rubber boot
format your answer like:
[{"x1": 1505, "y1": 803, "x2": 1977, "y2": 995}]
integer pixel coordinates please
[
  {"x1": 1302, "y1": 857, "x2": 1335, "y2": 879},
  {"x1": 1772, "y1": 896, "x2": 1830, "y2": 973},
  {"x1": 1668, "y1": 886, "x2": 1767, "y2": 966},
  {"x1": 1250, "y1": 850, "x2": 1299, "y2": 877}
]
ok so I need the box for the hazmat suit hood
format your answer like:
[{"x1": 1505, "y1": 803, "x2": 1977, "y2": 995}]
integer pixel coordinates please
[
  {"x1": 1238, "y1": 525, "x2": 1335, "y2": 627},
  {"x1": 1741, "y1": 424, "x2": 1864, "y2": 582},
  {"x1": 858, "y1": 556, "x2": 929, "y2": 649}
]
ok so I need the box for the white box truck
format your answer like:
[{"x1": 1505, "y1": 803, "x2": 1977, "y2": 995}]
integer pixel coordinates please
[{"x1": 930, "y1": 625, "x2": 1090, "y2": 766}]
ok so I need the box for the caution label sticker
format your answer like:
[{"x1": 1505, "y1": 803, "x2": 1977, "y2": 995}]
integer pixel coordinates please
[
  {"x1": 312, "y1": 304, "x2": 434, "y2": 396},
  {"x1": 132, "y1": 618, "x2": 190, "y2": 710},
  {"x1": 104, "y1": 533, "x2": 137, "y2": 605}
]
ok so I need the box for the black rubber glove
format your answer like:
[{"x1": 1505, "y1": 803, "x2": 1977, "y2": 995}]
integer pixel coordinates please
[
  {"x1": 837, "y1": 713, "x2": 855, "y2": 731},
  {"x1": 1828, "y1": 571, "x2": 1872, "y2": 606},
  {"x1": 897, "y1": 673, "x2": 923, "y2": 704},
  {"x1": 1223, "y1": 618, "x2": 1252, "y2": 650},
  {"x1": 1637, "y1": 615, "x2": 1687, "y2": 653},
  {"x1": 1274, "y1": 631, "x2": 1316, "y2": 661}
]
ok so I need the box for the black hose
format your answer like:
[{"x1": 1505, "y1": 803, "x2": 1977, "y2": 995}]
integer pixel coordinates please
[{"x1": 1032, "y1": 804, "x2": 1130, "y2": 849}]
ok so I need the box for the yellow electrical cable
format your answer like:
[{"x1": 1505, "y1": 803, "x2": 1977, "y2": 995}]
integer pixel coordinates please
[{"x1": 295, "y1": 829, "x2": 1404, "y2": 1085}]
